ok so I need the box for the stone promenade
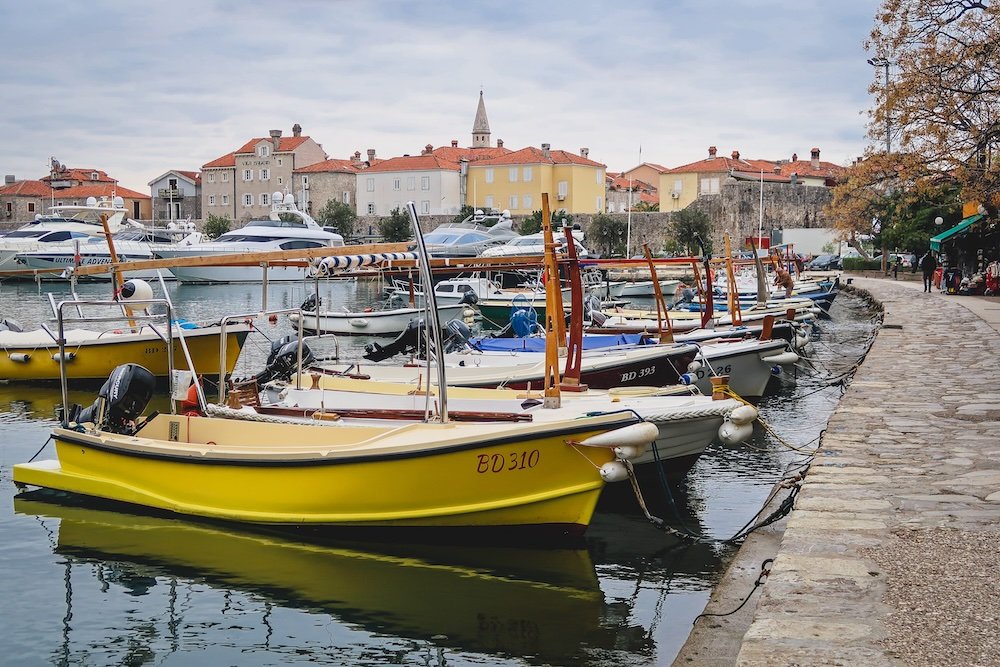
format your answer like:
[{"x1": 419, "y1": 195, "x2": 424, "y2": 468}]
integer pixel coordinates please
[{"x1": 734, "y1": 278, "x2": 1000, "y2": 666}]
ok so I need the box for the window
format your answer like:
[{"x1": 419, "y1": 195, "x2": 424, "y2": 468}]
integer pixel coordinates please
[
  {"x1": 5, "y1": 202, "x2": 11, "y2": 215},
  {"x1": 90, "y1": 172, "x2": 98, "y2": 180},
  {"x1": 557, "y1": 181, "x2": 568, "y2": 197},
  {"x1": 509, "y1": 168, "x2": 518, "y2": 183},
  {"x1": 260, "y1": 169, "x2": 269, "y2": 181},
  {"x1": 276, "y1": 158, "x2": 283, "y2": 167},
  {"x1": 168, "y1": 178, "x2": 178, "y2": 188},
  {"x1": 523, "y1": 167, "x2": 532, "y2": 182},
  {"x1": 674, "y1": 179, "x2": 683, "y2": 193},
  {"x1": 596, "y1": 196, "x2": 603, "y2": 211},
  {"x1": 222, "y1": 172, "x2": 229, "y2": 182},
  {"x1": 407, "y1": 177, "x2": 415, "y2": 191},
  {"x1": 243, "y1": 169, "x2": 253, "y2": 181},
  {"x1": 260, "y1": 193, "x2": 270, "y2": 206},
  {"x1": 484, "y1": 195, "x2": 494, "y2": 209},
  {"x1": 523, "y1": 194, "x2": 532, "y2": 209},
  {"x1": 596, "y1": 169, "x2": 602, "y2": 184},
  {"x1": 209, "y1": 195, "x2": 216, "y2": 205},
  {"x1": 242, "y1": 194, "x2": 252, "y2": 206},
  {"x1": 342, "y1": 191, "x2": 350, "y2": 204},
  {"x1": 699, "y1": 177, "x2": 720, "y2": 195},
  {"x1": 509, "y1": 195, "x2": 518, "y2": 209},
  {"x1": 421, "y1": 200, "x2": 430, "y2": 214},
  {"x1": 277, "y1": 176, "x2": 283, "y2": 185},
  {"x1": 393, "y1": 178, "x2": 401, "y2": 191},
  {"x1": 366, "y1": 178, "x2": 375, "y2": 192},
  {"x1": 367, "y1": 202, "x2": 376, "y2": 215},
  {"x1": 222, "y1": 195, "x2": 229, "y2": 205},
  {"x1": 485, "y1": 168, "x2": 494, "y2": 183},
  {"x1": 258, "y1": 145, "x2": 270, "y2": 157},
  {"x1": 208, "y1": 173, "x2": 215, "y2": 183},
  {"x1": 421, "y1": 176, "x2": 430, "y2": 190}
]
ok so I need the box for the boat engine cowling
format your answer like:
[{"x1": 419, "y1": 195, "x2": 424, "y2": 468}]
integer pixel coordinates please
[
  {"x1": 0, "y1": 317, "x2": 23, "y2": 333},
  {"x1": 300, "y1": 294, "x2": 321, "y2": 313},
  {"x1": 77, "y1": 363, "x2": 156, "y2": 434},
  {"x1": 255, "y1": 336, "x2": 315, "y2": 384}
]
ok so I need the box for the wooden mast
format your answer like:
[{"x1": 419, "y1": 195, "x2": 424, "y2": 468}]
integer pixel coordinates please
[
  {"x1": 541, "y1": 194, "x2": 562, "y2": 408},
  {"x1": 559, "y1": 220, "x2": 587, "y2": 391},
  {"x1": 642, "y1": 243, "x2": 674, "y2": 343}
]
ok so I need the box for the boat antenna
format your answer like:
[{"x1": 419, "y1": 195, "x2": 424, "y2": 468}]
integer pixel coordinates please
[{"x1": 405, "y1": 201, "x2": 448, "y2": 423}]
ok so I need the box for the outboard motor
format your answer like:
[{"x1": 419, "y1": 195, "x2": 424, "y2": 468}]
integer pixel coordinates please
[
  {"x1": 459, "y1": 290, "x2": 479, "y2": 306},
  {"x1": 583, "y1": 294, "x2": 607, "y2": 327},
  {"x1": 300, "y1": 293, "x2": 321, "y2": 313},
  {"x1": 443, "y1": 319, "x2": 475, "y2": 353},
  {"x1": 254, "y1": 335, "x2": 315, "y2": 384},
  {"x1": 0, "y1": 317, "x2": 22, "y2": 333},
  {"x1": 77, "y1": 363, "x2": 156, "y2": 434},
  {"x1": 672, "y1": 287, "x2": 697, "y2": 310},
  {"x1": 364, "y1": 318, "x2": 425, "y2": 362}
]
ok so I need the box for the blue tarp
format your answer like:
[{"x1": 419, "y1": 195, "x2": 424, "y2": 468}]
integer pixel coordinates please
[{"x1": 470, "y1": 333, "x2": 654, "y2": 353}]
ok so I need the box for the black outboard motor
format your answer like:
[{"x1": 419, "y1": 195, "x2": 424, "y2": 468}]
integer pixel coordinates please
[
  {"x1": 300, "y1": 293, "x2": 321, "y2": 313},
  {"x1": 443, "y1": 319, "x2": 475, "y2": 353},
  {"x1": 77, "y1": 363, "x2": 156, "y2": 434},
  {"x1": 254, "y1": 335, "x2": 315, "y2": 384},
  {"x1": 459, "y1": 290, "x2": 479, "y2": 306},
  {"x1": 364, "y1": 318, "x2": 425, "y2": 362}
]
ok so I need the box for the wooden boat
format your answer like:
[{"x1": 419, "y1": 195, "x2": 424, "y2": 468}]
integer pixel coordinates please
[
  {"x1": 13, "y1": 200, "x2": 661, "y2": 536},
  {"x1": 0, "y1": 321, "x2": 250, "y2": 381},
  {"x1": 288, "y1": 302, "x2": 469, "y2": 336}
]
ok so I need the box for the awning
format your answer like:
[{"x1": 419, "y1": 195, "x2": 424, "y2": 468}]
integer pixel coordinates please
[{"x1": 930, "y1": 214, "x2": 984, "y2": 251}]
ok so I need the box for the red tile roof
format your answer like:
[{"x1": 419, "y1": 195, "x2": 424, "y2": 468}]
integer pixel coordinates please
[
  {"x1": 470, "y1": 146, "x2": 606, "y2": 168},
  {"x1": 42, "y1": 168, "x2": 115, "y2": 183},
  {"x1": 175, "y1": 170, "x2": 201, "y2": 184},
  {"x1": 54, "y1": 184, "x2": 150, "y2": 200},
  {"x1": 638, "y1": 191, "x2": 659, "y2": 204},
  {"x1": 234, "y1": 136, "x2": 310, "y2": 155},
  {"x1": 364, "y1": 155, "x2": 462, "y2": 173},
  {"x1": 607, "y1": 174, "x2": 656, "y2": 191},
  {"x1": 430, "y1": 145, "x2": 511, "y2": 163},
  {"x1": 294, "y1": 158, "x2": 362, "y2": 174},
  {"x1": 0, "y1": 179, "x2": 53, "y2": 197},
  {"x1": 202, "y1": 152, "x2": 236, "y2": 169},
  {"x1": 667, "y1": 154, "x2": 756, "y2": 174},
  {"x1": 772, "y1": 158, "x2": 847, "y2": 182}
]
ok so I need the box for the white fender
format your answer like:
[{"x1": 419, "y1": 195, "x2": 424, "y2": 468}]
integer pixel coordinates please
[
  {"x1": 728, "y1": 404, "x2": 759, "y2": 425},
  {"x1": 687, "y1": 360, "x2": 703, "y2": 373},
  {"x1": 719, "y1": 420, "x2": 754, "y2": 445},
  {"x1": 760, "y1": 351, "x2": 799, "y2": 365},
  {"x1": 578, "y1": 422, "x2": 658, "y2": 449},
  {"x1": 599, "y1": 461, "x2": 630, "y2": 483},
  {"x1": 794, "y1": 334, "x2": 810, "y2": 350},
  {"x1": 8, "y1": 352, "x2": 30, "y2": 363},
  {"x1": 613, "y1": 443, "x2": 649, "y2": 460},
  {"x1": 51, "y1": 352, "x2": 76, "y2": 362},
  {"x1": 348, "y1": 318, "x2": 369, "y2": 328}
]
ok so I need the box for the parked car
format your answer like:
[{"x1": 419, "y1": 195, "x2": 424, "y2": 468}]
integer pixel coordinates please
[{"x1": 807, "y1": 254, "x2": 841, "y2": 270}]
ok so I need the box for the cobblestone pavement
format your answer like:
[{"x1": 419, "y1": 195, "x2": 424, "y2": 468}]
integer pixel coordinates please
[{"x1": 735, "y1": 278, "x2": 1000, "y2": 667}]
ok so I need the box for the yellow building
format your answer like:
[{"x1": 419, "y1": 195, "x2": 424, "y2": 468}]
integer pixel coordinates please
[{"x1": 466, "y1": 144, "x2": 607, "y2": 215}]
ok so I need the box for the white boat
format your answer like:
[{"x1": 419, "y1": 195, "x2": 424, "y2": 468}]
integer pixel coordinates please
[
  {"x1": 480, "y1": 230, "x2": 591, "y2": 259},
  {"x1": 13, "y1": 222, "x2": 204, "y2": 280},
  {"x1": 154, "y1": 192, "x2": 344, "y2": 283},
  {"x1": 608, "y1": 278, "x2": 681, "y2": 299},
  {"x1": 420, "y1": 209, "x2": 519, "y2": 258},
  {"x1": 0, "y1": 196, "x2": 131, "y2": 274},
  {"x1": 288, "y1": 302, "x2": 471, "y2": 336}
]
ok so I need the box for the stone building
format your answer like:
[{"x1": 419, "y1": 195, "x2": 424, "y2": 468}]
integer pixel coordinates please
[{"x1": 148, "y1": 170, "x2": 201, "y2": 221}]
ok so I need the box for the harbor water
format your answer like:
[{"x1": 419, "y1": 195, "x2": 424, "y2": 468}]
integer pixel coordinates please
[{"x1": 0, "y1": 278, "x2": 876, "y2": 666}]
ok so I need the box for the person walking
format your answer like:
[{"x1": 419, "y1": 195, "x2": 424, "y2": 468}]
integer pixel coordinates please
[
  {"x1": 920, "y1": 250, "x2": 938, "y2": 292},
  {"x1": 773, "y1": 266, "x2": 795, "y2": 298},
  {"x1": 893, "y1": 255, "x2": 902, "y2": 280}
]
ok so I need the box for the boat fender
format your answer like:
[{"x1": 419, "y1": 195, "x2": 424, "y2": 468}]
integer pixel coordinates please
[
  {"x1": 771, "y1": 365, "x2": 782, "y2": 376},
  {"x1": 8, "y1": 352, "x2": 30, "y2": 363},
  {"x1": 687, "y1": 360, "x2": 702, "y2": 373},
  {"x1": 51, "y1": 352, "x2": 76, "y2": 363},
  {"x1": 718, "y1": 419, "x2": 754, "y2": 445},
  {"x1": 577, "y1": 422, "x2": 658, "y2": 449},
  {"x1": 795, "y1": 334, "x2": 809, "y2": 349},
  {"x1": 599, "y1": 461, "x2": 629, "y2": 483},
  {"x1": 760, "y1": 351, "x2": 799, "y2": 365},
  {"x1": 680, "y1": 372, "x2": 697, "y2": 385},
  {"x1": 728, "y1": 404, "x2": 759, "y2": 426},
  {"x1": 118, "y1": 279, "x2": 154, "y2": 307},
  {"x1": 613, "y1": 443, "x2": 649, "y2": 460},
  {"x1": 349, "y1": 318, "x2": 369, "y2": 328}
]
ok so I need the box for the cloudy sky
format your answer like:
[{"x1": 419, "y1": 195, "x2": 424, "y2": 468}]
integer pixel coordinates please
[{"x1": 2, "y1": 0, "x2": 878, "y2": 193}]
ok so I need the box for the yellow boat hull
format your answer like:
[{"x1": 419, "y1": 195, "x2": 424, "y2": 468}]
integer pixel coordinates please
[
  {"x1": 14, "y1": 412, "x2": 638, "y2": 533},
  {"x1": 0, "y1": 324, "x2": 250, "y2": 381}
]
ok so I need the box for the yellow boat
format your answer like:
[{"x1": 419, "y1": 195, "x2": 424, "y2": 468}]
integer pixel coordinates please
[
  {"x1": 14, "y1": 407, "x2": 656, "y2": 534},
  {"x1": 15, "y1": 494, "x2": 604, "y2": 660},
  {"x1": 0, "y1": 322, "x2": 251, "y2": 381}
]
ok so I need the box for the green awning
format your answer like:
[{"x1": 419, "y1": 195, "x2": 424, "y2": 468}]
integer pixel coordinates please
[{"x1": 930, "y1": 213, "x2": 984, "y2": 251}]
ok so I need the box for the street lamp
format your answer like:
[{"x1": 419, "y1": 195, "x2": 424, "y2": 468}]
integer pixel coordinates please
[
  {"x1": 867, "y1": 57, "x2": 892, "y2": 154},
  {"x1": 935, "y1": 216, "x2": 943, "y2": 226}
]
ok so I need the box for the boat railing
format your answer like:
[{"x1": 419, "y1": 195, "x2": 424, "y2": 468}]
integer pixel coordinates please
[
  {"x1": 216, "y1": 307, "x2": 307, "y2": 405},
  {"x1": 51, "y1": 298, "x2": 175, "y2": 427}
]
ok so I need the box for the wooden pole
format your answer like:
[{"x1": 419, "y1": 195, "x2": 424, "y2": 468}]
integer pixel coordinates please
[
  {"x1": 642, "y1": 243, "x2": 674, "y2": 343},
  {"x1": 541, "y1": 194, "x2": 561, "y2": 408}
]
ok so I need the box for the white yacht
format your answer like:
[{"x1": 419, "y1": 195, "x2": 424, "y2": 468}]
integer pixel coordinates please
[
  {"x1": 0, "y1": 196, "x2": 130, "y2": 274},
  {"x1": 14, "y1": 222, "x2": 204, "y2": 281},
  {"x1": 479, "y1": 229, "x2": 591, "y2": 259},
  {"x1": 154, "y1": 192, "x2": 345, "y2": 283}
]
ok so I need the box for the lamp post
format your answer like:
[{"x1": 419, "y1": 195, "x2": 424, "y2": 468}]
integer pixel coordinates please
[{"x1": 868, "y1": 56, "x2": 893, "y2": 273}]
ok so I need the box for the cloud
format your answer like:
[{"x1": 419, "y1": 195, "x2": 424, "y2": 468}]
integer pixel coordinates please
[{"x1": 1, "y1": 0, "x2": 876, "y2": 192}]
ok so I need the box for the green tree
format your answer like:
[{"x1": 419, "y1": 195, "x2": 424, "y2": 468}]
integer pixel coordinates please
[
  {"x1": 450, "y1": 205, "x2": 476, "y2": 224},
  {"x1": 671, "y1": 209, "x2": 713, "y2": 255},
  {"x1": 379, "y1": 207, "x2": 413, "y2": 242},
  {"x1": 315, "y1": 199, "x2": 357, "y2": 240},
  {"x1": 519, "y1": 209, "x2": 573, "y2": 236},
  {"x1": 587, "y1": 213, "x2": 627, "y2": 257},
  {"x1": 202, "y1": 214, "x2": 231, "y2": 239}
]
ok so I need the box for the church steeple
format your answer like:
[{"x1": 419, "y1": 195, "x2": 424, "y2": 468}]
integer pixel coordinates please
[{"x1": 472, "y1": 90, "x2": 491, "y2": 148}]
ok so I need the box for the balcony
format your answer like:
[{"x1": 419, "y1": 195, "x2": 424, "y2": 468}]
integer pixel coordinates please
[{"x1": 158, "y1": 188, "x2": 183, "y2": 199}]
